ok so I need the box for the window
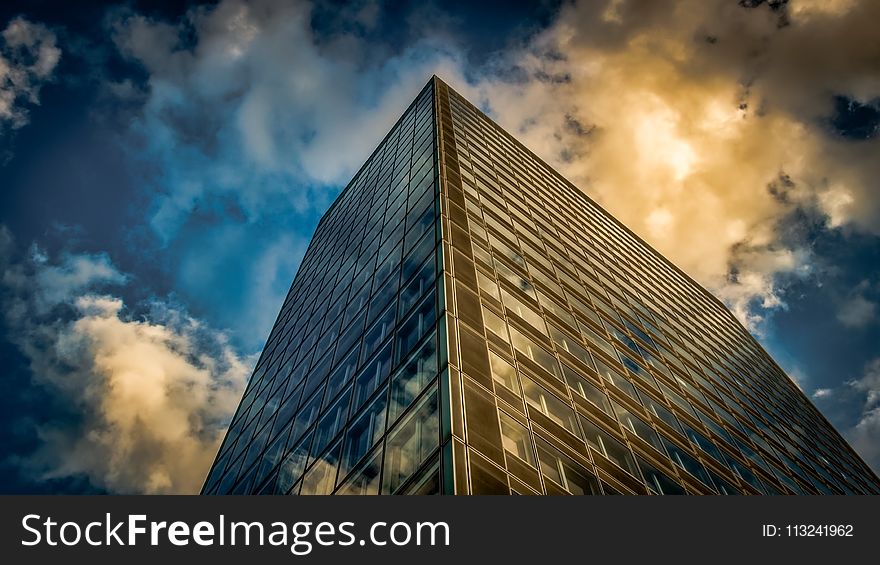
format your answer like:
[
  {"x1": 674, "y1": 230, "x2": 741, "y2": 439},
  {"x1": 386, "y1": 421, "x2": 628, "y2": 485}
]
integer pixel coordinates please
[
  {"x1": 483, "y1": 307, "x2": 509, "y2": 342},
  {"x1": 489, "y1": 351, "x2": 518, "y2": 393},
  {"x1": 311, "y1": 387, "x2": 352, "y2": 459},
  {"x1": 382, "y1": 387, "x2": 440, "y2": 494},
  {"x1": 494, "y1": 260, "x2": 535, "y2": 299},
  {"x1": 324, "y1": 346, "x2": 359, "y2": 408},
  {"x1": 579, "y1": 322, "x2": 618, "y2": 360},
  {"x1": 399, "y1": 254, "x2": 435, "y2": 317},
  {"x1": 562, "y1": 364, "x2": 612, "y2": 415},
  {"x1": 521, "y1": 376, "x2": 580, "y2": 437},
  {"x1": 352, "y1": 341, "x2": 392, "y2": 412},
  {"x1": 594, "y1": 358, "x2": 639, "y2": 401},
  {"x1": 683, "y1": 424, "x2": 724, "y2": 465},
  {"x1": 613, "y1": 401, "x2": 665, "y2": 453},
  {"x1": 537, "y1": 291, "x2": 577, "y2": 328},
  {"x1": 641, "y1": 394, "x2": 683, "y2": 433},
  {"x1": 500, "y1": 412, "x2": 535, "y2": 466},
  {"x1": 289, "y1": 390, "x2": 323, "y2": 445},
  {"x1": 275, "y1": 429, "x2": 314, "y2": 494},
  {"x1": 336, "y1": 448, "x2": 383, "y2": 495},
  {"x1": 300, "y1": 439, "x2": 342, "y2": 495},
  {"x1": 368, "y1": 274, "x2": 398, "y2": 325},
  {"x1": 477, "y1": 270, "x2": 500, "y2": 300},
  {"x1": 580, "y1": 416, "x2": 639, "y2": 477},
  {"x1": 389, "y1": 331, "x2": 438, "y2": 423},
  {"x1": 663, "y1": 439, "x2": 713, "y2": 487},
  {"x1": 550, "y1": 324, "x2": 593, "y2": 368},
  {"x1": 395, "y1": 290, "x2": 436, "y2": 364},
  {"x1": 638, "y1": 456, "x2": 686, "y2": 495},
  {"x1": 510, "y1": 327, "x2": 560, "y2": 379},
  {"x1": 341, "y1": 387, "x2": 388, "y2": 477},
  {"x1": 535, "y1": 438, "x2": 600, "y2": 495},
  {"x1": 361, "y1": 304, "x2": 396, "y2": 362},
  {"x1": 501, "y1": 289, "x2": 546, "y2": 334}
]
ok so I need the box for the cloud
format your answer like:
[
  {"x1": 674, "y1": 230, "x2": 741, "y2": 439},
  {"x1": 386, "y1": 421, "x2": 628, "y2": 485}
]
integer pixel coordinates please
[
  {"x1": 449, "y1": 0, "x2": 880, "y2": 331},
  {"x1": 836, "y1": 280, "x2": 877, "y2": 328},
  {"x1": 102, "y1": 0, "x2": 472, "y2": 349},
  {"x1": 812, "y1": 388, "x2": 833, "y2": 399},
  {"x1": 109, "y1": 0, "x2": 464, "y2": 241},
  {"x1": 1, "y1": 227, "x2": 249, "y2": 493},
  {"x1": 0, "y1": 17, "x2": 61, "y2": 130},
  {"x1": 846, "y1": 358, "x2": 880, "y2": 473}
]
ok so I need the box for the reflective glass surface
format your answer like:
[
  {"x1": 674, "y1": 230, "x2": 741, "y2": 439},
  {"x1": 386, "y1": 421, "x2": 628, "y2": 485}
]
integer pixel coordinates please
[{"x1": 203, "y1": 77, "x2": 880, "y2": 495}]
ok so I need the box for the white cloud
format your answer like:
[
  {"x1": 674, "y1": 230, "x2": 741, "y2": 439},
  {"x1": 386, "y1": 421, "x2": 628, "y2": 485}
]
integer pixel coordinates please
[
  {"x1": 101, "y1": 0, "x2": 880, "y2": 347},
  {"x1": 846, "y1": 359, "x2": 880, "y2": 474},
  {"x1": 0, "y1": 17, "x2": 60, "y2": 130},
  {"x1": 812, "y1": 388, "x2": 833, "y2": 399},
  {"x1": 454, "y1": 0, "x2": 880, "y2": 331},
  {"x1": 109, "y1": 0, "x2": 466, "y2": 241},
  {"x1": 1, "y1": 229, "x2": 249, "y2": 493},
  {"x1": 836, "y1": 280, "x2": 877, "y2": 328}
]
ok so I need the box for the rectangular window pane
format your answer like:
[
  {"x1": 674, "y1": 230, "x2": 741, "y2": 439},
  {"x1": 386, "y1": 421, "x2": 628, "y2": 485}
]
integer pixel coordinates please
[
  {"x1": 510, "y1": 327, "x2": 560, "y2": 379},
  {"x1": 382, "y1": 387, "x2": 440, "y2": 494},
  {"x1": 341, "y1": 387, "x2": 388, "y2": 477},
  {"x1": 562, "y1": 364, "x2": 612, "y2": 415},
  {"x1": 500, "y1": 411, "x2": 535, "y2": 466},
  {"x1": 521, "y1": 376, "x2": 580, "y2": 437},
  {"x1": 389, "y1": 331, "x2": 438, "y2": 423},
  {"x1": 580, "y1": 416, "x2": 639, "y2": 478}
]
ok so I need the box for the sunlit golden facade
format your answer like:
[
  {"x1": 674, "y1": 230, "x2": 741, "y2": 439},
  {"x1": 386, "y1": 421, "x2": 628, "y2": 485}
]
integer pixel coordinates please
[{"x1": 203, "y1": 77, "x2": 880, "y2": 495}]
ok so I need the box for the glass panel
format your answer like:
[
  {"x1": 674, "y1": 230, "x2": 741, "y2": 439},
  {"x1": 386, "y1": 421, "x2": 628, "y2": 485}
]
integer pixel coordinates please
[
  {"x1": 382, "y1": 387, "x2": 440, "y2": 494},
  {"x1": 395, "y1": 290, "x2": 436, "y2": 364},
  {"x1": 310, "y1": 387, "x2": 352, "y2": 458},
  {"x1": 336, "y1": 447, "x2": 383, "y2": 495},
  {"x1": 535, "y1": 437, "x2": 600, "y2": 495},
  {"x1": 500, "y1": 411, "x2": 535, "y2": 466},
  {"x1": 638, "y1": 456, "x2": 686, "y2": 495},
  {"x1": 562, "y1": 364, "x2": 612, "y2": 415},
  {"x1": 341, "y1": 386, "x2": 388, "y2": 477},
  {"x1": 389, "y1": 332, "x2": 438, "y2": 423},
  {"x1": 510, "y1": 327, "x2": 560, "y2": 379},
  {"x1": 501, "y1": 289, "x2": 546, "y2": 334},
  {"x1": 489, "y1": 351, "x2": 519, "y2": 393},
  {"x1": 612, "y1": 401, "x2": 665, "y2": 453},
  {"x1": 275, "y1": 429, "x2": 314, "y2": 494},
  {"x1": 300, "y1": 438, "x2": 343, "y2": 495},
  {"x1": 352, "y1": 341, "x2": 393, "y2": 412},
  {"x1": 580, "y1": 416, "x2": 640, "y2": 478},
  {"x1": 521, "y1": 376, "x2": 580, "y2": 437}
]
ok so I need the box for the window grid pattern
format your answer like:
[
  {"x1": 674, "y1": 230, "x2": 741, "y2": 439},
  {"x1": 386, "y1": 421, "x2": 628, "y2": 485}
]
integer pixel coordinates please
[
  {"x1": 202, "y1": 81, "x2": 446, "y2": 495},
  {"x1": 435, "y1": 78, "x2": 880, "y2": 495},
  {"x1": 203, "y1": 76, "x2": 880, "y2": 496}
]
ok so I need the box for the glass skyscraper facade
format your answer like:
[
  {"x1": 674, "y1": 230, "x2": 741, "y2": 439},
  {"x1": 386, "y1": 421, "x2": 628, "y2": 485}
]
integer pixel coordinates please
[{"x1": 202, "y1": 77, "x2": 880, "y2": 495}]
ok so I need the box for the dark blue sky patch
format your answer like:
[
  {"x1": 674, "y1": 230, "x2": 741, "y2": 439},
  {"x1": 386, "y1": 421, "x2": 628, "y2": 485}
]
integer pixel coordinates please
[{"x1": 830, "y1": 95, "x2": 880, "y2": 140}]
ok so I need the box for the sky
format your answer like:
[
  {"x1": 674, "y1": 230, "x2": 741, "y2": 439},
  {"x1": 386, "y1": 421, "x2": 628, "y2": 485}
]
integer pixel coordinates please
[{"x1": 0, "y1": 0, "x2": 877, "y2": 494}]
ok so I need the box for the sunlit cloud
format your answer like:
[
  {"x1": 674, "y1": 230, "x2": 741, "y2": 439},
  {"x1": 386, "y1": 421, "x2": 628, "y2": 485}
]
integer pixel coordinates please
[
  {"x1": 0, "y1": 17, "x2": 60, "y2": 131},
  {"x1": 0, "y1": 226, "x2": 249, "y2": 493},
  {"x1": 459, "y1": 0, "x2": 880, "y2": 331}
]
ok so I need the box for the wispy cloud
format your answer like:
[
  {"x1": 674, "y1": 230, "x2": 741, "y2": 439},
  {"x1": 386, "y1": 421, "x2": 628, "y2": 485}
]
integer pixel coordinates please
[
  {"x1": 0, "y1": 17, "x2": 60, "y2": 131},
  {"x1": 109, "y1": 0, "x2": 464, "y2": 241},
  {"x1": 846, "y1": 358, "x2": 880, "y2": 473},
  {"x1": 102, "y1": 0, "x2": 472, "y2": 348},
  {"x1": 0, "y1": 226, "x2": 249, "y2": 493},
  {"x1": 836, "y1": 280, "x2": 877, "y2": 328}
]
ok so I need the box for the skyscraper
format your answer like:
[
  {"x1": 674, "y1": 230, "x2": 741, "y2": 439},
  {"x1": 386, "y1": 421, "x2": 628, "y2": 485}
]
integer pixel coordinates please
[{"x1": 202, "y1": 77, "x2": 880, "y2": 495}]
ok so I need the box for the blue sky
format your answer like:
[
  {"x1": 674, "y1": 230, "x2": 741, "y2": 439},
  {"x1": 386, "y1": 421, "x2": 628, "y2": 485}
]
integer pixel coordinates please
[{"x1": 0, "y1": 0, "x2": 878, "y2": 493}]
